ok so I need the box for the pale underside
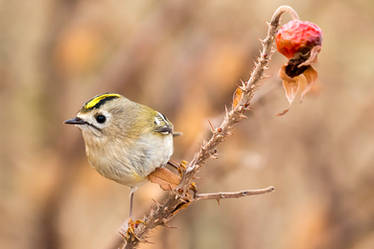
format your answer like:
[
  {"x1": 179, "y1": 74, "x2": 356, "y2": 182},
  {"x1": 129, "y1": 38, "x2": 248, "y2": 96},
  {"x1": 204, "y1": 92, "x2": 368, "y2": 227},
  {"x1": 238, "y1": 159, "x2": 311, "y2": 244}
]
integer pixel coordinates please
[{"x1": 82, "y1": 129, "x2": 173, "y2": 187}]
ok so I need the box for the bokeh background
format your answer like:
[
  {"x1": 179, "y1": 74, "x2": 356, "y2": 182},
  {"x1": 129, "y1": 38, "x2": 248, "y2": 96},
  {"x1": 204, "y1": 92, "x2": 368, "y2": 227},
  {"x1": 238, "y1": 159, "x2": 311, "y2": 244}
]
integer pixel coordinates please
[{"x1": 1, "y1": 0, "x2": 374, "y2": 248}]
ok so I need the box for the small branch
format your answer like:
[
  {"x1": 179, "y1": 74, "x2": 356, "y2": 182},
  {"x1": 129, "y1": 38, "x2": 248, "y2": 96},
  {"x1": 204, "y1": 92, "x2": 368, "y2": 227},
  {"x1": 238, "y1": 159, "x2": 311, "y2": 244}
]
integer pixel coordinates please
[{"x1": 194, "y1": 186, "x2": 275, "y2": 201}]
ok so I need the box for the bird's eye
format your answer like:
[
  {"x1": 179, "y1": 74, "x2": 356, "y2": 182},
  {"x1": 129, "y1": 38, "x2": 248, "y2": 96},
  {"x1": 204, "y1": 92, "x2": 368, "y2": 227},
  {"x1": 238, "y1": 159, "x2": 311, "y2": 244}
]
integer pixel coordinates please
[{"x1": 95, "y1": 114, "x2": 106, "y2": 124}]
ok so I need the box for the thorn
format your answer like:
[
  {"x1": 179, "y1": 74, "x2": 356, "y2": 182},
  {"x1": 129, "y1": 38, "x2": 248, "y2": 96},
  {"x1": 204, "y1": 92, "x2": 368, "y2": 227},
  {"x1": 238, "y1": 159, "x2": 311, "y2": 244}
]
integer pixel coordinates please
[
  {"x1": 240, "y1": 79, "x2": 246, "y2": 87},
  {"x1": 207, "y1": 120, "x2": 215, "y2": 133},
  {"x1": 239, "y1": 85, "x2": 246, "y2": 91},
  {"x1": 224, "y1": 106, "x2": 230, "y2": 119},
  {"x1": 151, "y1": 199, "x2": 161, "y2": 206},
  {"x1": 162, "y1": 223, "x2": 178, "y2": 229}
]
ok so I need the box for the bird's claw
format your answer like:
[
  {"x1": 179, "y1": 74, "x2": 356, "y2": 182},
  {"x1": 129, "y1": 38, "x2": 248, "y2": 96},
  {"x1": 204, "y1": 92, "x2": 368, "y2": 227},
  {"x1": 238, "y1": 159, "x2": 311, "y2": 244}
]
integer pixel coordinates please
[
  {"x1": 177, "y1": 160, "x2": 188, "y2": 177},
  {"x1": 118, "y1": 218, "x2": 145, "y2": 240},
  {"x1": 190, "y1": 182, "x2": 198, "y2": 194}
]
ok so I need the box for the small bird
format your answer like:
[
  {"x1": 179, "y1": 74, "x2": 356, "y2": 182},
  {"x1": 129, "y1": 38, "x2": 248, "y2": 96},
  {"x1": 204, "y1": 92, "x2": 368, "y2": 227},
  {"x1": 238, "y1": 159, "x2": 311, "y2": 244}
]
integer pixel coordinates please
[{"x1": 65, "y1": 93, "x2": 179, "y2": 220}]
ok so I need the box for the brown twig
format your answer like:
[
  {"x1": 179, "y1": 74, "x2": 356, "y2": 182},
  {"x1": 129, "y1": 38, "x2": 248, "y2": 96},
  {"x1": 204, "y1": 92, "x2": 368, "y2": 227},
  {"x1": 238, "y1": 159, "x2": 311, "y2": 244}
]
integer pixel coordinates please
[
  {"x1": 108, "y1": 5, "x2": 298, "y2": 249},
  {"x1": 194, "y1": 186, "x2": 275, "y2": 201}
]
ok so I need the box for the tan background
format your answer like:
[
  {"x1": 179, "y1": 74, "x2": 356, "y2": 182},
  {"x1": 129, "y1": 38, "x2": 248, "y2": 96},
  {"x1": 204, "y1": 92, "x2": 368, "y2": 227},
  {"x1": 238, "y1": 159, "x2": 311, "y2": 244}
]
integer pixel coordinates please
[{"x1": 1, "y1": 0, "x2": 374, "y2": 248}]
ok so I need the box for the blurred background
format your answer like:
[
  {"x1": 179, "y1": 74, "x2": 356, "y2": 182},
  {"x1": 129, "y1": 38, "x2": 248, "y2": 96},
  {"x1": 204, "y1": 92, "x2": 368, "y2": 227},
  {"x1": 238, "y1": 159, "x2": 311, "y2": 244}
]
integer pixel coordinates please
[{"x1": 1, "y1": 0, "x2": 374, "y2": 248}]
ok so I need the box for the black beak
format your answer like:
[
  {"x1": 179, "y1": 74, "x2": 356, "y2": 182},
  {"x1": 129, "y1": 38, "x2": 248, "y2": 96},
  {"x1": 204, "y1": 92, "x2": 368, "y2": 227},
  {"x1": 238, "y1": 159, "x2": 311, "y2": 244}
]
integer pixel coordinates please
[{"x1": 64, "y1": 117, "x2": 86, "y2": 125}]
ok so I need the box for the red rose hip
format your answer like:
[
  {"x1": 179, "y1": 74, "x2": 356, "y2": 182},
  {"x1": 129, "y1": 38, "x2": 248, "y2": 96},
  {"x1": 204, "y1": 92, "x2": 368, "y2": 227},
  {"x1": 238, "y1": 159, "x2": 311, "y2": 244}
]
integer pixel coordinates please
[{"x1": 276, "y1": 19, "x2": 322, "y2": 59}]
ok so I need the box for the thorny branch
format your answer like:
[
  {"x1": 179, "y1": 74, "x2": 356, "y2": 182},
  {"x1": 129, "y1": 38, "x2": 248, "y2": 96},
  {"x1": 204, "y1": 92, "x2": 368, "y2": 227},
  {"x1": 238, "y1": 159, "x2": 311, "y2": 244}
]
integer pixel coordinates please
[
  {"x1": 180, "y1": 5, "x2": 298, "y2": 185},
  {"x1": 108, "y1": 5, "x2": 299, "y2": 249}
]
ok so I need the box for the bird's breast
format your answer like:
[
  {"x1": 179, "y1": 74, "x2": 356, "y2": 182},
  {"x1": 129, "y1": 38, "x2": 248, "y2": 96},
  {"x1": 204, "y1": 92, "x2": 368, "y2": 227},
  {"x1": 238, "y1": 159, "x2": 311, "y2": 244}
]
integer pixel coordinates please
[{"x1": 83, "y1": 133, "x2": 173, "y2": 187}]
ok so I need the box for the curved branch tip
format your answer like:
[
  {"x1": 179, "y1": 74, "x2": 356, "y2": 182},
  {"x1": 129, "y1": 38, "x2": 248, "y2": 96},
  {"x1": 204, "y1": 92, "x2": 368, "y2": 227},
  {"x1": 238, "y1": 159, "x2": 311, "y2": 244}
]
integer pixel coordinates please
[{"x1": 271, "y1": 5, "x2": 299, "y2": 25}]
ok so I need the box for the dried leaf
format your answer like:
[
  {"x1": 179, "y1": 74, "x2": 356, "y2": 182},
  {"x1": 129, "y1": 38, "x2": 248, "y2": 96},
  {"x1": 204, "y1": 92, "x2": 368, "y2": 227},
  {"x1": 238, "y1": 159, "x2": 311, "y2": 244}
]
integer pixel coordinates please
[
  {"x1": 282, "y1": 77, "x2": 300, "y2": 104},
  {"x1": 232, "y1": 87, "x2": 243, "y2": 108},
  {"x1": 300, "y1": 66, "x2": 318, "y2": 101},
  {"x1": 280, "y1": 65, "x2": 301, "y2": 105},
  {"x1": 298, "y1": 45, "x2": 322, "y2": 67},
  {"x1": 277, "y1": 66, "x2": 299, "y2": 116},
  {"x1": 148, "y1": 167, "x2": 181, "y2": 191},
  {"x1": 277, "y1": 64, "x2": 320, "y2": 116},
  {"x1": 276, "y1": 108, "x2": 290, "y2": 116}
]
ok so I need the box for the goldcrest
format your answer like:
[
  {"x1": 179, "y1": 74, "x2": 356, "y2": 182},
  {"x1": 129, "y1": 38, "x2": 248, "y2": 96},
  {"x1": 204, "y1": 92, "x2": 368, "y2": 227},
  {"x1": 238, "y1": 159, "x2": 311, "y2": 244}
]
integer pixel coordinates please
[{"x1": 65, "y1": 93, "x2": 175, "y2": 218}]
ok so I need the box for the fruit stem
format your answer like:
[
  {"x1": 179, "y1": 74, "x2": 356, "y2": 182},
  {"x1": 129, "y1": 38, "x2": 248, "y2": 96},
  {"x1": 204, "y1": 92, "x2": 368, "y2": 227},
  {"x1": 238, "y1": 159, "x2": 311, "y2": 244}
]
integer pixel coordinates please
[{"x1": 272, "y1": 5, "x2": 299, "y2": 21}]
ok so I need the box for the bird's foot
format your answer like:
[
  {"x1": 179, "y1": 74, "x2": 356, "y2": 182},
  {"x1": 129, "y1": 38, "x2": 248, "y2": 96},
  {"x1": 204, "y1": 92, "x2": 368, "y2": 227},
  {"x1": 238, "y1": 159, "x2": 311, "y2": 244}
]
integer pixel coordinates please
[
  {"x1": 190, "y1": 182, "x2": 198, "y2": 195},
  {"x1": 177, "y1": 160, "x2": 188, "y2": 177},
  {"x1": 118, "y1": 218, "x2": 145, "y2": 239}
]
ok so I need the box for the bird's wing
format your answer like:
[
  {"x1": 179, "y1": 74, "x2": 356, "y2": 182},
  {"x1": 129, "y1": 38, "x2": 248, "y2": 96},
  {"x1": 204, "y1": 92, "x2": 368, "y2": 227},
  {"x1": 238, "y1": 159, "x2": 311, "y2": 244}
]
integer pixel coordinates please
[{"x1": 153, "y1": 111, "x2": 173, "y2": 135}]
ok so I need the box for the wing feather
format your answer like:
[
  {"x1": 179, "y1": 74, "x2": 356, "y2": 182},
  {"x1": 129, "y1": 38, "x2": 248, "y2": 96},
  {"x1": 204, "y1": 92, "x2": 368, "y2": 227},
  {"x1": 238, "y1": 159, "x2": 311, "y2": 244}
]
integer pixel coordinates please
[{"x1": 153, "y1": 112, "x2": 173, "y2": 135}]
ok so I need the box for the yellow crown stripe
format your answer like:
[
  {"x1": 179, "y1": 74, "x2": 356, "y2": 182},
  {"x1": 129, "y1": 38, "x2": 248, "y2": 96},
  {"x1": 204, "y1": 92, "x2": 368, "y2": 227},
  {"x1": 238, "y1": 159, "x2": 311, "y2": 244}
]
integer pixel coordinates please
[{"x1": 84, "y1": 93, "x2": 121, "y2": 109}]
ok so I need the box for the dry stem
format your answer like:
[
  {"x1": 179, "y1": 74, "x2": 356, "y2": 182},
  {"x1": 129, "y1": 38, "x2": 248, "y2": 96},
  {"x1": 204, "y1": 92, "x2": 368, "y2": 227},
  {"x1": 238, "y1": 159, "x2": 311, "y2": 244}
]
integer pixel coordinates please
[
  {"x1": 108, "y1": 5, "x2": 298, "y2": 249},
  {"x1": 195, "y1": 186, "x2": 275, "y2": 201}
]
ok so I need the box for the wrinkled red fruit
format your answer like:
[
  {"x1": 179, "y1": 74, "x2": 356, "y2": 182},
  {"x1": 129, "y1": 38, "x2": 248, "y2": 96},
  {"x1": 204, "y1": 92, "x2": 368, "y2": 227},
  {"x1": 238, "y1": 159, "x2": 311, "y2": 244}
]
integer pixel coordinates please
[{"x1": 276, "y1": 19, "x2": 322, "y2": 59}]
